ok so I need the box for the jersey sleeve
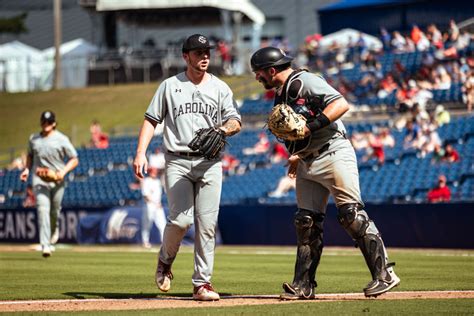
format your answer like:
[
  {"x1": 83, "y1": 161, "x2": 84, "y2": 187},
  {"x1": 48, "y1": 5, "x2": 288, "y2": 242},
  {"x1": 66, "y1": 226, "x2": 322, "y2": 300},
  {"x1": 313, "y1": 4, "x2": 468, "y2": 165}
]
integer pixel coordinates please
[
  {"x1": 27, "y1": 135, "x2": 34, "y2": 158},
  {"x1": 220, "y1": 84, "x2": 241, "y2": 123},
  {"x1": 63, "y1": 135, "x2": 78, "y2": 159},
  {"x1": 145, "y1": 82, "x2": 168, "y2": 124},
  {"x1": 304, "y1": 73, "x2": 343, "y2": 107}
]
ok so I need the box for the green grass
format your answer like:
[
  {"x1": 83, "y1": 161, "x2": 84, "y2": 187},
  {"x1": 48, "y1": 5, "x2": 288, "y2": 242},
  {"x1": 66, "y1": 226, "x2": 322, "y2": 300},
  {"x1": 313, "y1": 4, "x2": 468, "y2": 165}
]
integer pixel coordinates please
[
  {"x1": 0, "y1": 246, "x2": 473, "y2": 314},
  {"x1": 0, "y1": 76, "x2": 261, "y2": 165}
]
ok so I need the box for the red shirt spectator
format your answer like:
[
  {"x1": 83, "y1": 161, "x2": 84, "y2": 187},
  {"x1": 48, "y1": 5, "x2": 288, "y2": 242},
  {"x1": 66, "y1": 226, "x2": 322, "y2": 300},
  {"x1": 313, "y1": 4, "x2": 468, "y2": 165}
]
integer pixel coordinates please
[
  {"x1": 222, "y1": 153, "x2": 240, "y2": 176},
  {"x1": 271, "y1": 142, "x2": 289, "y2": 163},
  {"x1": 427, "y1": 175, "x2": 451, "y2": 203},
  {"x1": 442, "y1": 144, "x2": 460, "y2": 163}
]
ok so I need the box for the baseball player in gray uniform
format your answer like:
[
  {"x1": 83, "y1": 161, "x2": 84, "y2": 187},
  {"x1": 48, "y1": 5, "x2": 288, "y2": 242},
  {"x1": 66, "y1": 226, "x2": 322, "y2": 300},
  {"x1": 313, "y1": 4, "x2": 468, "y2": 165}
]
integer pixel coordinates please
[
  {"x1": 133, "y1": 34, "x2": 241, "y2": 301},
  {"x1": 250, "y1": 47, "x2": 400, "y2": 299},
  {"x1": 20, "y1": 111, "x2": 79, "y2": 257}
]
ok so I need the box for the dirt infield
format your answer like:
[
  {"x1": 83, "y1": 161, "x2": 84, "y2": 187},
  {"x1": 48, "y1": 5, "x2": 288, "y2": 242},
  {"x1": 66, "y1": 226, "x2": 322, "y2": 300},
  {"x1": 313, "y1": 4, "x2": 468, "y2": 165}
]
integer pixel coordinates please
[{"x1": 1, "y1": 291, "x2": 473, "y2": 312}]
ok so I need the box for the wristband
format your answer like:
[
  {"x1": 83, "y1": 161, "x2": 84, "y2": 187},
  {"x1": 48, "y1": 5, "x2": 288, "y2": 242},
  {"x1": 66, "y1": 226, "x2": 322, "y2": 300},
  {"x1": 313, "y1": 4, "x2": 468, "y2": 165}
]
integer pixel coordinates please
[{"x1": 307, "y1": 113, "x2": 330, "y2": 132}]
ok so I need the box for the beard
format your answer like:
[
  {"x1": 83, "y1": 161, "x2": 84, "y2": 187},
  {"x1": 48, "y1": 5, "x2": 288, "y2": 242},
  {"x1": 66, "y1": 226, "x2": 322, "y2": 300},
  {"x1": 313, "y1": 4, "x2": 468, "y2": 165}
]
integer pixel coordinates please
[{"x1": 259, "y1": 77, "x2": 273, "y2": 90}]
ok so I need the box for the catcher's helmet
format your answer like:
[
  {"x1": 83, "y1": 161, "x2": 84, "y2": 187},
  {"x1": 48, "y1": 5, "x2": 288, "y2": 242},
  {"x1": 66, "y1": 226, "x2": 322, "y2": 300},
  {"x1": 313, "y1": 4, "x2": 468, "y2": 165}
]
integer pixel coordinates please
[{"x1": 250, "y1": 47, "x2": 293, "y2": 71}]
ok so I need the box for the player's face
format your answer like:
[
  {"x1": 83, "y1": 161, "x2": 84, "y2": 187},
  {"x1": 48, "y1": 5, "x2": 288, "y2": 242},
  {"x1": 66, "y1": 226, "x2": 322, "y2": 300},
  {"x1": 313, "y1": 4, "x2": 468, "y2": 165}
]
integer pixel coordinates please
[
  {"x1": 185, "y1": 49, "x2": 211, "y2": 72},
  {"x1": 41, "y1": 121, "x2": 56, "y2": 133},
  {"x1": 254, "y1": 68, "x2": 275, "y2": 89}
]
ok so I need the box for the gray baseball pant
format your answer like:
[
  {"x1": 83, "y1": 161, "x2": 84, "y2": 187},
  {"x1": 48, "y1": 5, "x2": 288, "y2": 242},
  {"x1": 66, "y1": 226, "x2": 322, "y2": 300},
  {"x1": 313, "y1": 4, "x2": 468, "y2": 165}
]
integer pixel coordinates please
[{"x1": 159, "y1": 154, "x2": 222, "y2": 287}]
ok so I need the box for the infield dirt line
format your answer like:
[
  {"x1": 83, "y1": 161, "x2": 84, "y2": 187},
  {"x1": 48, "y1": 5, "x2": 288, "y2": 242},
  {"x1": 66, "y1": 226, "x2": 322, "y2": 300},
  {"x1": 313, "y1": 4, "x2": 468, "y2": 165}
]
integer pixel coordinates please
[{"x1": 1, "y1": 291, "x2": 473, "y2": 312}]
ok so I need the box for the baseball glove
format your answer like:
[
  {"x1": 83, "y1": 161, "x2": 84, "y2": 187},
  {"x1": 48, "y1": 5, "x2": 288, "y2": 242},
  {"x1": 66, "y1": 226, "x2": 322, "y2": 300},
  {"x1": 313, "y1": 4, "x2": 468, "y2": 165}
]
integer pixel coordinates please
[
  {"x1": 188, "y1": 127, "x2": 227, "y2": 159},
  {"x1": 36, "y1": 167, "x2": 61, "y2": 182},
  {"x1": 268, "y1": 103, "x2": 307, "y2": 141}
]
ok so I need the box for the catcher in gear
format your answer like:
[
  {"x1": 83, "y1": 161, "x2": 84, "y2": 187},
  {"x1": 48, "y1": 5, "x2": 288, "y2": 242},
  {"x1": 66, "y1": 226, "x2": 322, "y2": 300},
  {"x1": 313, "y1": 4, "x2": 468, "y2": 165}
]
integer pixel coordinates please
[
  {"x1": 20, "y1": 111, "x2": 79, "y2": 257},
  {"x1": 251, "y1": 47, "x2": 400, "y2": 299},
  {"x1": 133, "y1": 34, "x2": 241, "y2": 301}
]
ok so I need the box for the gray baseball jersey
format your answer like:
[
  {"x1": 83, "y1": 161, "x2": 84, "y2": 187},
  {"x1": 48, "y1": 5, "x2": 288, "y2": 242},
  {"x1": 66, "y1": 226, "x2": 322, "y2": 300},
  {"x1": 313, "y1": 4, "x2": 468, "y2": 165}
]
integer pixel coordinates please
[
  {"x1": 145, "y1": 72, "x2": 241, "y2": 152},
  {"x1": 274, "y1": 69, "x2": 363, "y2": 208},
  {"x1": 275, "y1": 70, "x2": 347, "y2": 156},
  {"x1": 28, "y1": 130, "x2": 78, "y2": 186},
  {"x1": 144, "y1": 71, "x2": 240, "y2": 288}
]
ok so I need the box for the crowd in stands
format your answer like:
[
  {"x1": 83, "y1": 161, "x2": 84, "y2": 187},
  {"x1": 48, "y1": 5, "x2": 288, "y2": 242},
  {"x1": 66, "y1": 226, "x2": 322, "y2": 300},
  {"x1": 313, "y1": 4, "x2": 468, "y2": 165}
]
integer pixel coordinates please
[{"x1": 281, "y1": 21, "x2": 474, "y2": 112}]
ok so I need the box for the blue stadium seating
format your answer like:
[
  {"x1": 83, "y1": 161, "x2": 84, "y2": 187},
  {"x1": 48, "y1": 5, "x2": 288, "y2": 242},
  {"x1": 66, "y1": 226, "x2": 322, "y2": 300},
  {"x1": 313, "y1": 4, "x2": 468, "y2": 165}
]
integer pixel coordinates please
[{"x1": 1, "y1": 115, "x2": 472, "y2": 209}]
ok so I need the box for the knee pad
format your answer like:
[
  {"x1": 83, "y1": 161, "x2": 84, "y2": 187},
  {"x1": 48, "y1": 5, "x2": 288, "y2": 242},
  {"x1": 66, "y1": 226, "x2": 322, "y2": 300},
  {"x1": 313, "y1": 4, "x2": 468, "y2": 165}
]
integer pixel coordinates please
[
  {"x1": 294, "y1": 209, "x2": 324, "y2": 245},
  {"x1": 337, "y1": 203, "x2": 379, "y2": 240}
]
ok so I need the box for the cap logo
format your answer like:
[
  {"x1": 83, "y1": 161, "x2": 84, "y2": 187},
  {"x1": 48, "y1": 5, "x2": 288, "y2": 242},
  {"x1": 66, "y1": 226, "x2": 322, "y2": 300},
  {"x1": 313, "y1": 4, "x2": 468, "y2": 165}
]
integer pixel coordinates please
[
  {"x1": 44, "y1": 112, "x2": 51, "y2": 119},
  {"x1": 198, "y1": 36, "x2": 207, "y2": 44}
]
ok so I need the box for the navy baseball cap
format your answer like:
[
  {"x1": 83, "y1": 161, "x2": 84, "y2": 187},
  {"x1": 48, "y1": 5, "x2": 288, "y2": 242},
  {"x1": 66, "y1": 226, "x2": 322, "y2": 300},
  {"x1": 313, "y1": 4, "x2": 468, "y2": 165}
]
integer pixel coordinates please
[
  {"x1": 40, "y1": 110, "x2": 56, "y2": 124},
  {"x1": 182, "y1": 34, "x2": 215, "y2": 53}
]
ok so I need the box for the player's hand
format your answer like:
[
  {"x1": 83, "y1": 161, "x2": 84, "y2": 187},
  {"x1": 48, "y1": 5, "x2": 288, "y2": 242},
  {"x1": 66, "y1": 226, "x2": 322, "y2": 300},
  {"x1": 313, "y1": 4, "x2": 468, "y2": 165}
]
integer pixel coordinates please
[
  {"x1": 287, "y1": 155, "x2": 300, "y2": 178},
  {"x1": 133, "y1": 152, "x2": 148, "y2": 179},
  {"x1": 56, "y1": 170, "x2": 65, "y2": 182},
  {"x1": 20, "y1": 168, "x2": 29, "y2": 182}
]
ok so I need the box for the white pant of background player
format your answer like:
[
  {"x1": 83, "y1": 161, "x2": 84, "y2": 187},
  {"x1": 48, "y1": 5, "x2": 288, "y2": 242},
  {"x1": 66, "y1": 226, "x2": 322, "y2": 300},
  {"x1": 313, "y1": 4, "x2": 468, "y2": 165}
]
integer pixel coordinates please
[
  {"x1": 142, "y1": 202, "x2": 166, "y2": 246},
  {"x1": 159, "y1": 152, "x2": 222, "y2": 286}
]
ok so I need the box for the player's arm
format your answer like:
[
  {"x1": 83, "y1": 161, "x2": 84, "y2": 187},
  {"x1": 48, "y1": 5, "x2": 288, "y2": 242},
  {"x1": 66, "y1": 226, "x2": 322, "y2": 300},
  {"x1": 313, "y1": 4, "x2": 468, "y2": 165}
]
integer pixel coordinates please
[
  {"x1": 134, "y1": 118, "x2": 157, "y2": 178},
  {"x1": 57, "y1": 157, "x2": 79, "y2": 181},
  {"x1": 20, "y1": 152, "x2": 33, "y2": 182},
  {"x1": 220, "y1": 118, "x2": 241, "y2": 137},
  {"x1": 303, "y1": 97, "x2": 349, "y2": 136}
]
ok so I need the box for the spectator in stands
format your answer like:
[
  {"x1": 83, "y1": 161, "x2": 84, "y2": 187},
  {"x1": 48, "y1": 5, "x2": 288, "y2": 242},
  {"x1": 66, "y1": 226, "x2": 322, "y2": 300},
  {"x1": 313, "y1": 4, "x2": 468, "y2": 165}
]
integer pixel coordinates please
[
  {"x1": 7, "y1": 152, "x2": 26, "y2": 171},
  {"x1": 427, "y1": 174, "x2": 451, "y2": 203},
  {"x1": 217, "y1": 40, "x2": 232, "y2": 75},
  {"x1": 419, "y1": 126, "x2": 442, "y2": 158},
  {"x1": 90, "y1": 120, "x2": 109, "y2": 149},
  {"x1": 431, "y1": 143, "x2": 446, "y2": 164},
  {"x1": 22, "y1": 184, "x2": 36, "y2": 208},
  {"x1": 377, "y1": 73, "x2": 398, "y2": 99},
  {"x1": 379, "y1": 27, "x2": 391, "y2": 52},
  {"x1": 379, "y1": 128, "x2": 395, "y2": 148},
  {"x1": 434, "y1": 65, "x2": 452, "y2": 90},
  {"x1": 268, "y1": 174, "x2": 296, "y2": 198},
  {"x1": 411, "y1": 25, "x2": 422, "y2": 46},
  {"x1": 427, "y1": 24, "x2": 443, "y2": 50},
  {"x1": 362, "y1": 132, "x2": 386, "y2": 165},
  {"x1": 271, "y1": 142, "x2": 290, "y2": 164},
  {"x1": 391, "y1": 31, "x2": 407, "y2": 52},
  {"x1": 462, "y1": 70, "x2": 474, "y2": 112},
  {"x1": 442, "y1": 144, "x2": 460, "y2": 163},
  {"x1": 243, "y1": 132, "x2": 270, "y2": 155},
  {"x1": 447, "y1": 19, "x2": 460, "y2": 43},
  {"x1": 434, "y1": 104, "x2": 451, "y2": 126},
  {"x1": 222, "y1": 152, "x2": 240, "y2": 177},
  {"x1": 141, "y1": 167, "x2": 167, "y2": 248},
  {"x1": 403, "y1": 119, "x2": 422, "y2": 150},
  {"x1": 350, "y1": 131, "x2": 370, "y2": 151}
]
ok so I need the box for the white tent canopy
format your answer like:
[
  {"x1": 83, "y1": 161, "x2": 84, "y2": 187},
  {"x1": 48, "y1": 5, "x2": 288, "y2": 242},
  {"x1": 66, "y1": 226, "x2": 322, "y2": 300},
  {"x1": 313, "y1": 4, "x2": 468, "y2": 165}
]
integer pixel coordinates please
[
  {"x1": 0, "y1": 41, "x2": 43, "y2": 92},
  {"x1": 319, "y1": 28, "x2": 383, "y2": 52},
  {"x1": 96, "y1": 0, "x2": 265, "y2": 25},
  {"x1": 42, "y1": 39, "x2": 98, "y2": 90}
]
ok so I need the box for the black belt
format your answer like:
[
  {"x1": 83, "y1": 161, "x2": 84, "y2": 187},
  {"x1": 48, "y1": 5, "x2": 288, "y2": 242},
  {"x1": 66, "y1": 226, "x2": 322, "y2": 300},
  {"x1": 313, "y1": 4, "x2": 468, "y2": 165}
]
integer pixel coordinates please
[
  {"x1": 167, "y1": 150, "x2": 202, "y2": 157},
  {"x1": 303, "y1": 143, "x2": 330, "y2": 161}
]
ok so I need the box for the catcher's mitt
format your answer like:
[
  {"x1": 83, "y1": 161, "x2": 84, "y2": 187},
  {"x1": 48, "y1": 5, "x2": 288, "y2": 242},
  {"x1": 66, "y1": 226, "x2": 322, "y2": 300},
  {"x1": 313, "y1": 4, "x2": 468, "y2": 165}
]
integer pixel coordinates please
[
  {"x1": 268, "y1": 103, "x2": 307, "y2": 141},
  {"x1": 188, "y1": 127, "x2": 227, "y2": 159},
  {"x1": 36, "y1": 167, "x2": 61, "y2": 182}
]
